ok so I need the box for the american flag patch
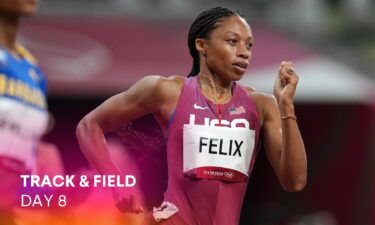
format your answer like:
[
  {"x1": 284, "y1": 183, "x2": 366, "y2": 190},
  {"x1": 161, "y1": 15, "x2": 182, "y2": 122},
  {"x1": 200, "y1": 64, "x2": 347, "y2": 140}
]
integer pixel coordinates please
[{"x1": 229, "y1": 106, "x2": 246, "y2": 115}]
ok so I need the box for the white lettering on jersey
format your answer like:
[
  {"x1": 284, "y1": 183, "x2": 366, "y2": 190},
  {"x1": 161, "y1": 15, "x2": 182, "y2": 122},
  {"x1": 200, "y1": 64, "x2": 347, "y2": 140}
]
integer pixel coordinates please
[{"x1": 188, "y1": 114, "x2": 249, "y2": 129}]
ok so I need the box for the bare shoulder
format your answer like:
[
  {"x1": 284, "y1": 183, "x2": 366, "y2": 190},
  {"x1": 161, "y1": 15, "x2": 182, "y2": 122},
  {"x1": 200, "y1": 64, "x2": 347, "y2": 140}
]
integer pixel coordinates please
[
  {"x1": 168, "y1": 75, "x2": 185, "y2": 83},
  {"x1": 136, "y1": 75, "x2": 185, "y2": 119},
  {"x1": 156, "y1": 75, "x2": 184, "y2": 101},
  {"x1": 131, "y1": 75, "x2": 185, "y2": 101},
  {"x1": 242, "y1": 85, "x2": 275, "y2": 105},
  {"x1": 242, "y1": 85, "x2": 278, "y2": 124},
  {"x1": 139, "y1": 75, "x2": 184, "y2": 91},
  {"x1": 160, "y1": 75, "x2": 185, "y2": 102},
  {"x1": 163, "y1": 75, "x2": 185, "y2": 90}
]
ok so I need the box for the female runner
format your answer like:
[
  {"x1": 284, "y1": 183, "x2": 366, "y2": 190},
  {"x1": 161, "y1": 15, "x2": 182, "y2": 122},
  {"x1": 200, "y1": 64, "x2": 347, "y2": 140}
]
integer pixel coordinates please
[
  {"x1": 0, "y1": 0, "x2": 49, "y2": 224},
  {"x1": 76, "y1": 7, "x2": 307, "y2": 225}
]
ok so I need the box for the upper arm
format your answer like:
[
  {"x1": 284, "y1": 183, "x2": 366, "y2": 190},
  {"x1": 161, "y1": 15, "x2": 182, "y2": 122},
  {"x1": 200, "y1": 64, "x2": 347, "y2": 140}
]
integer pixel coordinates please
[
  {"x1": 84, "y1": 75, "x2": 177, "y2": 132},
  {"x1": 250, "y1": 92, "x2": 283, "y2": 176}
]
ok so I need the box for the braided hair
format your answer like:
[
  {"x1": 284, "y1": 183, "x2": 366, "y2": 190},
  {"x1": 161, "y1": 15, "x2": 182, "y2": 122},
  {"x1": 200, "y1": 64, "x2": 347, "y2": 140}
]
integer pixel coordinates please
[{"x1": 187, "y1": 7, "x2": 241, "y2": 77}]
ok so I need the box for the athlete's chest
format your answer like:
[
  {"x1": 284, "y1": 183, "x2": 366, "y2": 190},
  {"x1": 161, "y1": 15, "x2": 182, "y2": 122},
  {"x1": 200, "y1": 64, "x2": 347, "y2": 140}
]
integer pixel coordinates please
[
  {"x1": 0, "y1": 50, "x2": 46, "y2": 109},
  {"x1": 176, "y1": 103, "x2": 252, "y2": 130},
  {"x1": 0, "y1": 50, "x2": 42, "y2": 84},
  {"x1": 179, "y1": 104, "x2": 256, "y2": 182}
]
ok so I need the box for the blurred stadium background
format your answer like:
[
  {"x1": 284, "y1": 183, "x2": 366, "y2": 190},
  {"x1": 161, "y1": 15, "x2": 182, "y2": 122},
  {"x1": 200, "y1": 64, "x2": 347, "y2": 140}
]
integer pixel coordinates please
[{"x1": 19, "y1": 0, "x2": 375, "y2": 224}]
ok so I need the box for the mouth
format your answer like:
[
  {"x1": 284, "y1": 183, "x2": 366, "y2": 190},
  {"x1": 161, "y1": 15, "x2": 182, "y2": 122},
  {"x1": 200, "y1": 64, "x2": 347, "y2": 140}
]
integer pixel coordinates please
[
  {"x1": 233, "y1": 61, "x2": 248, "y2": 69},
  {"x1": 232, "y1": 62, "x2": 249, "y2": 74}
]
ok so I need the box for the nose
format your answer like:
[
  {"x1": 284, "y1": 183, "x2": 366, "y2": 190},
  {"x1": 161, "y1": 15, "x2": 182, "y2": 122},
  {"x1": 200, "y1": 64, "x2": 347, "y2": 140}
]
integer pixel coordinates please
[{"x1": 237, "y1": 44, "x2": 250, "y2": 60}]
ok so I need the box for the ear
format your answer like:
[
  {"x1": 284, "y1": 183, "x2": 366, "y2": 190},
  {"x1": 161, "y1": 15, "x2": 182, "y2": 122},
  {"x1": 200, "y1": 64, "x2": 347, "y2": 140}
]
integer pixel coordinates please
[{"x1": 195, "y1": 38, "x2": 207, "y2": 57}]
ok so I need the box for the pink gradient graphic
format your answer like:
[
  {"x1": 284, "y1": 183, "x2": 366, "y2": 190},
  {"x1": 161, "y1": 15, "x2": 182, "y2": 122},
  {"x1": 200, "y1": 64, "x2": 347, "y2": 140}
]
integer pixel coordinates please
[{"x1": 13, "y1": 187, "x2": 145, "y2": 225}]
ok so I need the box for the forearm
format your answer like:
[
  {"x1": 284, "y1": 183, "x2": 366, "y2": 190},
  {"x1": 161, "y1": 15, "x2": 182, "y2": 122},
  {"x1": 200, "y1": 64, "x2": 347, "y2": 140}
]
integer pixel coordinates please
[
  {"x1": 76, "y1": 117, "x2": 121, "y2": 176},
  {"x1": 279, "y1": 103, "x2": 307, "y2": 191}
]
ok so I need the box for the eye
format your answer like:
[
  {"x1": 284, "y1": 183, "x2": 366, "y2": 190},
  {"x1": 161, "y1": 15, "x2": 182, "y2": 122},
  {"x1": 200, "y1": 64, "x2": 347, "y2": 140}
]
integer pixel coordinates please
[
  {"x1": 246, "y1": 42, "x2": 253, "y2": 50},
  {"x1": 227, "y1": 39, "x2": 237, "y2": 45}
]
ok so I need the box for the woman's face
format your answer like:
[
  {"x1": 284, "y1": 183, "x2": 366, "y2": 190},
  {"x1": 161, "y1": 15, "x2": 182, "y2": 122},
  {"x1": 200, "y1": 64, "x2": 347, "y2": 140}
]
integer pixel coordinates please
[
  {"x1": 202, "y1": 16, "x2": 253, "y2": 81},
  {"x1": 0, "y1": 0, "x2": 39, "y2": 17}
]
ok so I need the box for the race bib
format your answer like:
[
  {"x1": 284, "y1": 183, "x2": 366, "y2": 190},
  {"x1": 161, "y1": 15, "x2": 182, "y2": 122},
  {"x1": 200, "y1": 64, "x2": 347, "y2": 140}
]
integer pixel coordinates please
[{"x1": 183, "y1": 124, "x2": 255, "y2": 182}]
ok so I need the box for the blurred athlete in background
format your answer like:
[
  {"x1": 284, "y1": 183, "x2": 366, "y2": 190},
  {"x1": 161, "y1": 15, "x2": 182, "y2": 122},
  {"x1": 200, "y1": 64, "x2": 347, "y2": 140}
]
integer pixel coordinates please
[
  {"x1": 77, "y1": 7, "x2": 307, "y2": 225},
  {"x1": 0, "y1": 0, "x2": 49, "y2": 224}
]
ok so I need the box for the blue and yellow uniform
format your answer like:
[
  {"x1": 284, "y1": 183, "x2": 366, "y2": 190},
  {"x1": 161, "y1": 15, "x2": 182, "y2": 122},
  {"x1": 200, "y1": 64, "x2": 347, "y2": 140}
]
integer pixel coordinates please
[{"x1": 0, "y1": 44, "x2": 48, "y2": 173}]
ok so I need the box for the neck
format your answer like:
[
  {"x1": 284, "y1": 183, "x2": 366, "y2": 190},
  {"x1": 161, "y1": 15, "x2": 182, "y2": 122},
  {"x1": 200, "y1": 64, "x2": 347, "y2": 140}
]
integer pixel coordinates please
[
  {"x1": 199, "y1": 72, "x2": 232, "y2": 92},
  {"x1": 0, "y1": 15, "x2": 20, "y2": 52},
  {"x1": 198, "y1": 72, "x2": 233, "y2": 104}
]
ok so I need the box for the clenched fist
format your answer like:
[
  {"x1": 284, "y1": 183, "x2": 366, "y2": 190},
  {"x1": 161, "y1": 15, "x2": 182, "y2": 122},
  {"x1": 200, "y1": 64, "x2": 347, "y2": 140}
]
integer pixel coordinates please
[
  {"x1": 113, "y1": 187, "x2": 145, "y2": 214},
  {"x1": 273, "y1": 61, "x2": 299, "y2": 107}
]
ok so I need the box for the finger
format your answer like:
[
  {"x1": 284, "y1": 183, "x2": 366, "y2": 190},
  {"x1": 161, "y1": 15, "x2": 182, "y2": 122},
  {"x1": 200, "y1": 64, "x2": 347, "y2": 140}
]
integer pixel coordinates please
[
  {"x1": 134, "y1": 198, "x2": 144, "y2": 214},
  {"x1": 280, "y1": 71, "x2": 290, "y2": 85},
  {"x1": 279, "y1": 68, "x2": 288, "y2": 79},
  {"x1": 116, "y1": 200, "x2": 127, "y2": 212},
  {"x1": 280, "y1": 61, "x2": 294, "y2": 72},
  {"x1": 115, "y1": 196, "x2": 125, "y2": 210},
  {"x1": 288, "y1": 71, "x2": 299, "y2": 82},
  {"x1": 281, "y1": 67, "x2": 298, "y2": 80},
  {"x1": 281, "y1": 66, "x2": 294, "y2": 75},
  {"x1": 129, "y1": 195, "x2": 143, "y2": 214},
  {"x1": 279, "y1": 65, "x2": 294, "y2": 79},
  {"x1": 128, "y1": 195, "x2": 136, "y2": 213},
  {"x1": 282, "y1": 73, "x2": 299, "y2": 86},
  {"x1": 280, "y1": 64, "x2": 292, "y2": 74},
  {"x1": 118, "y1": 198, "x2": 131, "y2": 213},
  {"x1": 283, "y1": 69, "x2": 299, "y2": 79},
  {"x1": 133, "y1": 205, "x2": 144, "y2": 214},
  {"x1": 274, "y1": 77, "x2": 283, "y2": 90},
  {"x1": 121, "y1": 196, "x2": 137, "y2": 213},
  {"x1": 281, "y1": 61, "x2": 293, "y2": 67}
]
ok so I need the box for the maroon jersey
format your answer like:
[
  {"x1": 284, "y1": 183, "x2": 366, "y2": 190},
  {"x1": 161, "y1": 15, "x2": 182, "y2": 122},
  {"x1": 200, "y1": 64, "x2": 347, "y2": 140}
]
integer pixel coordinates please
[{"x1": 158, "y1": 76, "x2": 261, "y2": 225}]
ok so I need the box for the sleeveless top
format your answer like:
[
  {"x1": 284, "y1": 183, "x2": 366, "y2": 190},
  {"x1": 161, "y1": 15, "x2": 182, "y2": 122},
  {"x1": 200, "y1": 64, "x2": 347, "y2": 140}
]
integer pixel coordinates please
[
  {"x1": 160, "y1": 76, "x2": 261, "y2": 225},
  {"x1": 0, "y1": 44, "x2": 48, "y2": 173}
]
